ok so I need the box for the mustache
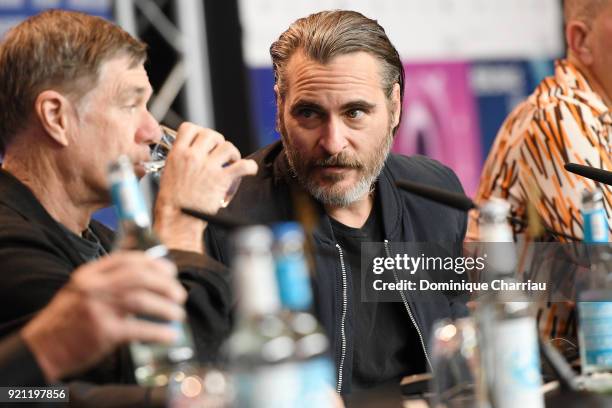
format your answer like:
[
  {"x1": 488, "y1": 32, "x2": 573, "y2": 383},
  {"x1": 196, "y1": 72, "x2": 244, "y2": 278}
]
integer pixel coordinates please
[{"x1": 311, "y1": 153, "x2": 363, "y2": 169}]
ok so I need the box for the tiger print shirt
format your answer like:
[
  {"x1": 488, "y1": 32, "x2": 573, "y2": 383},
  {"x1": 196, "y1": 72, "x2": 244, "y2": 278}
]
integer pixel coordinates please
[
  {"x1": 468, "y1": 59, "x2": 612, "y2": 242},
  {"x1": 468, "y1": 59, "x2": 612, "y2": 344}
]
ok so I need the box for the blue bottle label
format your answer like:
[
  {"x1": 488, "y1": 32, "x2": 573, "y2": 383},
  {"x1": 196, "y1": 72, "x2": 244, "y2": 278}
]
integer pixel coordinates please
[
  {"x1": 579, "y1": 301, "x2": 612, "y2": 368},
  {"x1": 276, "y1": 255, "x2": 313, "y2": 310},
  {"x1": 583, "y1": 207, "x2": 609, "y2": 243},
  {"x1": 110, "y1": 175, "x2": 150, "y2": 226}
]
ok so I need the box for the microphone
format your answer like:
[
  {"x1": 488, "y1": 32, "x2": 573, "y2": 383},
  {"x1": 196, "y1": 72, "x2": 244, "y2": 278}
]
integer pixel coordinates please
[
  {"x1": 395, "y1": 180, "x2": 477, "y2": 212},
  {"x1": 394, "y1": 180, "x2": 580, "y2": 241},
  {"x1": 181, "y1": 207, "x2": 253, "y2": 229},
  {"x1": 564, "y1": 163, "x2": 612, "y2": 186}
]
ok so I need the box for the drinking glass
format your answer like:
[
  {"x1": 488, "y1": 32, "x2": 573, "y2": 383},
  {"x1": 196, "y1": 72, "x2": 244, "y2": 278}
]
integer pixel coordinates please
[
  {"x1": 167, "y1": 363, "x2": 234, "y2": 408},
  {"x1": 429, "y1": 318, "x2": 481, "y2": 408},
  {"x1": 142, "y1": 125, "x2": 241, "y2": 208}
]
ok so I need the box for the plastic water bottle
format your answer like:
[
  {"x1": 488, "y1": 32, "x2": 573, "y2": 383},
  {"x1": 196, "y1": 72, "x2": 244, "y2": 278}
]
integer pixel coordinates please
[
  {"x1": 476, "y1": 198, "x2": 544, "y2": 408},
  {"x1": 272, "y1": 222, "x2": 336, "y2": 407},
  {"x1": 108, "y1": 155, "x2": 196, "y2": 387},
  {"x1": 578, "y1": 188, "x2": 612, "y2": 374}
]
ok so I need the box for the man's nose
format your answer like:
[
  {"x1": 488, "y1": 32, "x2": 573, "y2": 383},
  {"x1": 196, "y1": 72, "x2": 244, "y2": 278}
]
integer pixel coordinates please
[
  {"x1": 135, "y1": 111, "x2": 161, "y2": 145},
  {"x1": 318, "y1": 116, "x2": 348, "y2": 156}
]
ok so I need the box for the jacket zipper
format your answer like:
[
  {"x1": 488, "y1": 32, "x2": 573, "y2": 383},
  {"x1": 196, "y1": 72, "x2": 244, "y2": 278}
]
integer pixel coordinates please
[
  {"x1": 335, "y1": 243, "x2": 348, "y2": 394},
  {"x1": 383, "y1": 239, "x2": 433, "y2": 371}
]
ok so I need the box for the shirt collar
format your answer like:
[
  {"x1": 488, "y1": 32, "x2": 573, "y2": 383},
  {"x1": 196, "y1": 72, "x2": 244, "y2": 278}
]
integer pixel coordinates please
[{"x1": 554, "y1": 59, "x2": 612, "y2": 124}]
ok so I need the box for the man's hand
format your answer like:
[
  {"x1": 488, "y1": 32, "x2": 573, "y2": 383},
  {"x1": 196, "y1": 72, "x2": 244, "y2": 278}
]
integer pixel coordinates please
[
  {"x1": 154, "y1": 122, "x2": 257, "y2": 253},
  {"x1": 20, "y1": 252, "x2": 186, "y2": 383}
]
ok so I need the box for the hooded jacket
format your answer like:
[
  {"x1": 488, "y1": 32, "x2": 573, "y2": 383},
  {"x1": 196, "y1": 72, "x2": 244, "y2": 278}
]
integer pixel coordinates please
[{"x1": 205, "y1": 141, "x2": 468, "y2": 393}]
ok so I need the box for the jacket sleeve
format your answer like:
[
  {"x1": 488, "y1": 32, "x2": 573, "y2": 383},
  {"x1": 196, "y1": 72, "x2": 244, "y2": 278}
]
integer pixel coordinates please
[
  {"x1": 168, "y1": 249, "x2": 232, "y2": 362},
  {"x1": 0, "y1": 333, "x2": 46, "y2": 386},
  {"x1": 0, "y1": 333, "x2": 167, "y2": 407},
  {"x1": 0, "y1": 222, "x2": 74, "y2": 338},
  {"x1": 391, "y1": 155, "x2": 469, "y2": 318},
  {"x1": 92, "y1": 221, "x2": 234, "y2": 360},
  {"x1": 438, "y1": 161, "x2": 468, "y2": 244},
  {"x1": 204, "y1": 225, "x2": 230, "y2": 266},
  {"x1": 392, "y1": 154, "x2": 468, "y2": 244},
  {"x1": 431, "y1": 162, "x2": 469, "y2": 319}
]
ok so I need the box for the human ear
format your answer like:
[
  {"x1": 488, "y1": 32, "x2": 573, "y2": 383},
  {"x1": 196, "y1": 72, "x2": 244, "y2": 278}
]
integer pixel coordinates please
[
  {"x1": 566, "y1": 20, "x2": 594, "y2": 65},
  {"x1": 274, "y1": 84, "x2": 284, "y2": 133},
  {"x1": 390, "y1": 83, "x2": 401, "y2": 129},
  {"x1": 33, "y1": 90, "x2": 74, "y2": 147}
]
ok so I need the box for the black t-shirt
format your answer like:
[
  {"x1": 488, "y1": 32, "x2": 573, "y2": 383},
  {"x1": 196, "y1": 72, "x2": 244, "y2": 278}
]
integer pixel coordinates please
[
  {"x1": 59, "y1": 224, "x2": 108, "y2": 262},
  {"x1": 329, "y1": 197, "x2": 425, "y2": 390}
]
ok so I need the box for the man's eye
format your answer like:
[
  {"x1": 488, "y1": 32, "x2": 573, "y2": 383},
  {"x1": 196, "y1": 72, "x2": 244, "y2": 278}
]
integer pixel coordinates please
[
  {"x1": 298, "y1": 109, "x2": 317, "y2": 119},
  {"x1": 347, "y1": 109, "x2": 364, "y2": 119}
]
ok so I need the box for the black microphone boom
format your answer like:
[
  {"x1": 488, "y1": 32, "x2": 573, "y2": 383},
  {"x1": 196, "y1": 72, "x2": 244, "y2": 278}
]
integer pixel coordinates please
[
  {"x1": 181, "y1": 207, "x2": 252, "y2": 229},
  {"x1": 394, "y1": 179, "x2": 580, "y2": 241},
  {"x1": 395, "y1": 180, "x2": 477, "y2": 212},
  {"x1": 564, "y1": 163, "x2": 612, "y2": 186}
]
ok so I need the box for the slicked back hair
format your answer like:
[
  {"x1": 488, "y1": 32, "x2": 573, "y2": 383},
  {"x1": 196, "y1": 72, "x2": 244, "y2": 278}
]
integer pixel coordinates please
[{"x1": 270, "y1": 10, "x2": 404, "y2": 135}]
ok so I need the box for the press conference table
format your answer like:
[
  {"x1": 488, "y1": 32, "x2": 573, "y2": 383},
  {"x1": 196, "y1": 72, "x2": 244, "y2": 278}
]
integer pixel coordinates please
[{"x1": 343, "y1": 377, "x2": 612, "y2": 408}]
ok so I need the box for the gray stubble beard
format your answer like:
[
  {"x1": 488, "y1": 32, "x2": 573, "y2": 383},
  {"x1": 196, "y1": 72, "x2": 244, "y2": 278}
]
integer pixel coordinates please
[{"x1": 282, "y1": 125, "x2": 394, "y2": 208}]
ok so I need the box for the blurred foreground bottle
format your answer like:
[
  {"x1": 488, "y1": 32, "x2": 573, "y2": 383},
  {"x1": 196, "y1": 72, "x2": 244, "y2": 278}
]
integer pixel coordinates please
[
  {"x1": 578, "y1": 188, "x2": 612, "y2": 374},
  {"x1": 476, "y1": 199, "x2": 544, "y2": 408},
  {"x1": 226, "y1": 225, "x2": 339, "y2": 407},
  {"x1": 272, "y1": 222, "x2": 336, "y2": 407},
  {"x1": 108, "y1": 155, "x2": 196, "y2": 387},
  {"x1": 225, "y1": 226, "x2": 298, "y2": 407}
]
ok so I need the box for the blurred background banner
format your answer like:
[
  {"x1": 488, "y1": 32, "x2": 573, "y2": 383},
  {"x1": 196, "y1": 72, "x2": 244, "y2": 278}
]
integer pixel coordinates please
[
  {"x1": 0, "y1": 0, "x2": 565, "y2": 224},
  {"x1": 398, "y1": 62, "x2": 481, "y2": 194},
  {"x1": 0, "y1": 0, "x2": 111, "y2": 32},
  {"x1": 239, "y1": 0, "x2": 562, "y2": 64}
]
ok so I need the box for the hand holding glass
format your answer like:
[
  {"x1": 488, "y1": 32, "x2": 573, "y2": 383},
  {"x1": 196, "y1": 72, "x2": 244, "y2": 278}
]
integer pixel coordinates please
[{"x1": 142, "y1": 125, "x2": 241, "y2": 208}]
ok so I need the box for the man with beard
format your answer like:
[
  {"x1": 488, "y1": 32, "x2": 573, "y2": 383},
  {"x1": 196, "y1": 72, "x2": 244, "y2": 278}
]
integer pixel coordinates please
[{"x1": 205, "y1": 10, "x2": 467, "y2": 394}]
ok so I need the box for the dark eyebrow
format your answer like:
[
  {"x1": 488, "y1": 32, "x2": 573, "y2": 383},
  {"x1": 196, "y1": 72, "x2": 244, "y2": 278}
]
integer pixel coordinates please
[
  {"x1": 340, "y1": 100, "x2": 376, "y2": 111},
  {"x1": 289, "y1": 99, "x2": 325, "y2": 114},
  {"x1": 289, "y1": 99, "x2": 376, "y2": 114}
]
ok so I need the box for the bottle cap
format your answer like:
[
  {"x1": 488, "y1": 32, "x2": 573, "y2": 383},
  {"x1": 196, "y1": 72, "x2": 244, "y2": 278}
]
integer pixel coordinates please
[
  {"x1": 233, "y1": 225, "x2": 273, "y2": 252},
  {"x1": 480, "y1": 198, "x2": 511, "y2": 225},
  {"x1": 582, "y1": 189, "x2": 603, "y2": 207},
  {"x1": 271, "y1": 222, "x2": 304, "y2": 243}
]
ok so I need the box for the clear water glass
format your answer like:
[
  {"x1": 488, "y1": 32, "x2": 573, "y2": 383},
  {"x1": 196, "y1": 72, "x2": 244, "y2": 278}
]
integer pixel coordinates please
[
  {"x1": 142, "y1": 125, "x2": 175, "y2": 174},
  {"x1": 429, "y1": 317, "x2": 481, "y2": 408},
  {"x1": 142, "y1": 125, "x2": 241, "y2": 208}
]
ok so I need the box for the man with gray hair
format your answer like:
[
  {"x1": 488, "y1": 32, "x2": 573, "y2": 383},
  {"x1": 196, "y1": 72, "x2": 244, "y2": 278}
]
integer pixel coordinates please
[
  {"x1": 0, "y1": 9, "x2": 256, "y2": 405},
  {"x1": 206, "y1": 10, "x2": 468, "y2": 394}
]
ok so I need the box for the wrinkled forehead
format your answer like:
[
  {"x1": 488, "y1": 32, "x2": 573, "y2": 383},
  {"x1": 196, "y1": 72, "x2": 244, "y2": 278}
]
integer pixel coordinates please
[
  {"x1": 283, "y1": 51, "x2": 387, "y2": 100},
  {"x1": 82, "y1": 54, "x2": 152, "y2": 104}
]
